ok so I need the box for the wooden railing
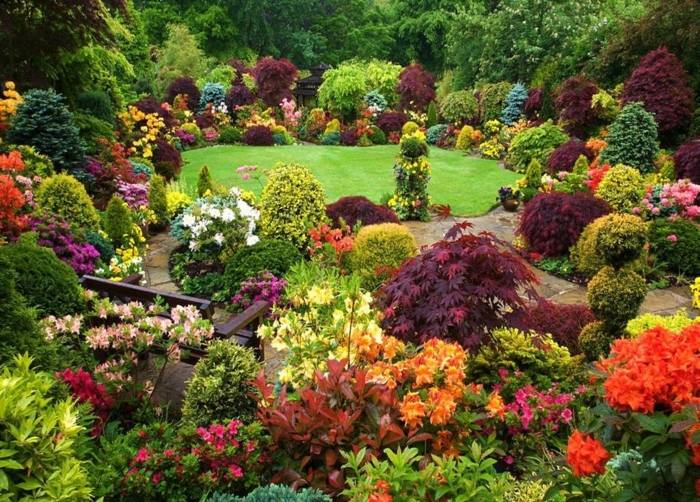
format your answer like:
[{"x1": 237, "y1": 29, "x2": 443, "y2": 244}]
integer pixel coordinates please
[{"x1": 79, "y1": 275, "x2": 269, "y2": 361}]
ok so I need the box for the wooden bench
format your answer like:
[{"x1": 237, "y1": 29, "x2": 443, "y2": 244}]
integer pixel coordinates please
[{"x1": 79, "y1": 275, "x2": 269, "y2": 362}]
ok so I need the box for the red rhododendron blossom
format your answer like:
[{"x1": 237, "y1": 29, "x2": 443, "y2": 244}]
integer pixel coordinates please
[
  {"x1": 566, "y1": 430, "x2": 610, "y2": 477},
  {"x1": 0, "y1": 150, "x2": 25, "y2": 172}
]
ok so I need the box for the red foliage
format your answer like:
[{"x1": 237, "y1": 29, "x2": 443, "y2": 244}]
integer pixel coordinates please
[
  {"x1": 379, "y1": 221, "x2": 538, "y2": 349},
  {"x1": 524, "y1": 88, "x2": 543, "y2": 118},
  {"x1": 547, "y1": 139, "x2": 594, "y2": 173},
  {"x1": 509, "y1": 299, "x2": 596, "y2": 355},
  {"x1": 164, "y1": 76, "x2": 201, "y2": 111},
  {"x1": 376, "y1": 111, "x2": 408, "y2": 134},
  {"x1": 674, "y1": 137, "x2": 700, "y2": 184},
  {"x1": 152, "y1": 138, "x2": 183, "y2": 180},
  {"x1": 622, "y1": 47, "x2": 694, "y2": 138},
  {"x1": 225, "y1": 83, "x2": 255, "y2": 113},
  {"x1": 326, "y1": 196, "x2": 399, "y2": 228},
  {"x1": 253, "y1": 57, "x2": 299, "y2": 107},
  {"x1": 340, "y1": 127, "x2": 358, "y2": 146},
  {"x1": 0, "y1": 150, "x2": 25, "y2": 172},
  {"x1": 0, "y1": 174, "x2": 28, "y2": 238},
  {"x1": 242, "y1": 125, "x2": 274, "y2": 146},
  {"x1": 518, "y1": 192, "x2": 610, "y2": 257},
  {"x1": 396, "y1": 64, "x2": 436, "y2": 112},
  {"x1": 554, "y1": 76, "x2": 599, "y2": 137},
  {"x1": 587, "y1": 163, "x2": 611, "y2": 192},
  {"x1": 254, "y1": 360, "x2": 406, "y2": 495},
  {"x1": 58, "y1": 367, "x2": 113, "y2": 436}
]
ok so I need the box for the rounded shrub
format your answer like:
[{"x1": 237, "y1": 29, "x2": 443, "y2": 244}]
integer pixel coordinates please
[
  {"x1": 0, "y1": 241, "x2": 84, "y2": 316},
  {"x1": 507, "y1": 120, "x2": 568, "y2": 171},
  {"x1": 440, "y1": 90, "x2": 478, "y2": 124},
  {"x1": 7, "y1": 89, "x2": 85, "y2": 172},
  {"x1": 243, "y1": 125, "x2": 274, "y2": 146},
  {"x1": 207, "y1": 484, "x2": 331, "y2": 502},
  {"x1": 198, "y1": 82, "x2": 226, "y2": 111},
  {"x1": 103, "y1": 195, "x2": 135, "y2": 248},
  {"x1": 587, "y1": 267, "x2": 646, "y2": 331},
  {"x1": 326, "y1": 196, "x2": 399, "y2": 228},
  {"x1": 223, "y1": 239, "x2": 303, "y2": 295},
  {"x1": 164, "y1": 76, "x2": 201, "y2": 111},
  {"x1": 554, "y1": 76, "x2": 599, "y2": 137},
  {"x1": 85, "y1": 230, "x2": 115, "y2": 263},
  {"x1": 478, "y1": 82, "x2": 512, "y2": 123},
  {"x1": 599, "y1": 102, "x2": 659, "y2": 173},
  {"x1": 595, "y1": 164, "x2": 645, "y2": 212},
  {"x1": 74, "y1": 113, "x2": 115, "y2": 155},
  {"x1": 76, "y1": 90, "x2": 114, "y2": 123},
  {"x1": 518, "y1": 192, "x2": 610, "y2": 257},
  {"x1": 367, "y1": 126, "x2": 386, "y2": 145},
  {"x1": 399, "y1": 133, "x2": 428, "y2": 159},
  {"x1": 547, "y1": 139, "x2": 593, "y2": 173},
  {"x1": 35, "y1": 173, "x2": 99, "y2": 230},
  {"x1": 674, "y1": 137, "x2": 700, "y2": 184},
  {"x1": 340, "y1": 128, "x2": 358, "y2": 146},
  {"x1": 648, "y1": 218, "x2": 700, "y2": 276},
  {"x1": 376, "y1": 111, "x2": 408, "y2": 134},
  {"x1": 181, "y1": 340, "x2": 260, "y2": 426},
  {"x1": 426, "y1": 124, "x2": 448, "y2": 145},
  {"x1": 579, "y1": 321, "x2": 615, "y2": 361},
  {"x1": 152, "y1": 138, "x2": 183, "y2": 180},
  {"x1": 218, "y1": 126, "x2": 241, "y2": 145},
  {"x1": 456, "y1": 125, "x2": 475, "y2": 151},
  {"x1": 350, "y1": 223, "x2": 417, "y2": 289},
  {"x1": 401, "y1": 121, "x2": 420, "y2": 136},
  {"x1": 595, "y1": 214, "x2": 648, "y2": 268}
]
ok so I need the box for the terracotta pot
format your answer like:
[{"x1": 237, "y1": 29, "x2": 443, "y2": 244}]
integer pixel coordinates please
[{"x1": 501, "y1": 198, "x2": 520, "y2": 212}]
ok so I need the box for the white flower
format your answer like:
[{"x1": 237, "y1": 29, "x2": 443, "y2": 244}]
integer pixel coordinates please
[
  {"x1": 182, "y1": 214, "x2": 196, "y2": 227},
  {"x1": 246, "y1": 235, "x2": 260, "y2": 246},
  {"x1": 207, "y1": 207, "x2": 221, "y2": 219},
  {"x1": 213, "y1": 233, "x2": 225, "y2": 246},
  {"x1": 221, "y1": 208, "x2": 236, "y2": 222}
]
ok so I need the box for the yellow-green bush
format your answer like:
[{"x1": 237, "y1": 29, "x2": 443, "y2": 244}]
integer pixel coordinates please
[
  {"x1": 401, "y1": 120, "x2": 420, "y2": 136},
  {"x1": 587, "y1": 266, "x2": 646, "y2": 330},
  {"x1": 595, "y1": 213, "x2": 647, "y2": 268},
  {"x1": 324, "y1": 118, "x2": 341, "y2": 135},
  {"x1": 504, "y1": 479, "x2": 551, "y2": 502},
  {"x1": 579, "y1": 321, "x2": 614, "y2": 361},
  {"x1": 102, "y1": 195, "x2": 135, "y2": 248},
  {"x1": 259, "y1": 163, "x2": 326, "y2": 250},
  {"x1": 350, "y1": 223, "x2": 417, "y2": 289},
  {"x1": 626, "y1": 309, "x2": 700, "y2": 337},
  {"x1": 596, "y1": 164, "x2": 645, "y2": 212},
  {"x1": 35, "y1": 173, "x2": 99, "y2": 230},
  {"x1": 455, "y1": 125, "x2": 475, "y2": 151}
]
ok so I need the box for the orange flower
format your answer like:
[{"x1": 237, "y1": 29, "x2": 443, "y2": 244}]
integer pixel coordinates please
[
  {"x1": 428, "y1": 387, "x2": 457, "y2": 425},
  {"x1": 486, "y1": 391, "x2": 506, "y2": 419},
  {"x1": 0, "y1": 150, "x2": 24, "y2": 172},
  {"x1": 566, "y1": 430, "x2": 610, "y2": 477},
  {"x1": 399, "y1": 392, "x2": 428, "y2": 429}
]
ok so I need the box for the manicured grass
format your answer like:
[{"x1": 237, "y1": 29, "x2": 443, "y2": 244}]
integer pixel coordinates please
[{"x1": 181, "y1": 144, "x2": 519, "y2": 216}]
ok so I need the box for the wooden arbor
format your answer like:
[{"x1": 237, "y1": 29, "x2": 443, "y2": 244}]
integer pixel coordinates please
[{"x1": 293, "y1": 63, "x2": 331, "y2": 107}]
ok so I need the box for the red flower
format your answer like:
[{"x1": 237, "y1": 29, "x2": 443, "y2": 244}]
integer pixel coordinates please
[{"x1": 566, "y1": 430, "x2": 610, "y2": 477}]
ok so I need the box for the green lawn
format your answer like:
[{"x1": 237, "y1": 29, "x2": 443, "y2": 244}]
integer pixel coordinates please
[{"x1": 181, "y1": 144, "x2": 519, "y2": 216}]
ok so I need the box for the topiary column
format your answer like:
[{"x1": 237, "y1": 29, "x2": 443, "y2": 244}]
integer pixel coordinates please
[
  {"x1": 579, "y1": 214, "x2": 648, "y2": 360},
  {"x1": 389, "y1": 131, "x2": 431, "y2": 221}
]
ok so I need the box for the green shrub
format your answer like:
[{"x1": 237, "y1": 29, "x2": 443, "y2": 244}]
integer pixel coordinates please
[
  {"x1": 520, "y1": 158, "x2": 543, "y2": 201},
  {"x1": 350, "y1": 223, "x2": 417, "y2": 289},
  {"x1": 197, "y1": 165, "x2": 215, "y2": 196},
  {"x1": 74, "y1": 112, "x2": 115, "y2": 155},
  {"x1": 587, "y1": 267, "x2": 646, "y2": 331},
  {"x1": 207, "y1": 484, "x2": 332, "y2": 502},
  {"x1": 426, "y1": 124, "x2": 448, "y2": 145},
  {"x1": 367, "y1": 126, "x2": 387, "y2": 145},
  {"x1": 648, "y1": 218, "x2": 700, "y2": 276},
  {"x1": 35, "y1": 173, "x2": 99, "y2": 230},
  {"x1": 468, "y1": 327, "x2": 577, "y2": 390},
  {"x1": 85, "y1": 230, "x2": 115, "y2": 263},
  {"x1": 595, "y1": 164, "x2": 645, "y2": 212},
  {"x1": 148, "y1": 174, "x2": 168, "y2": 226},
  {"x1": 600, "y1": 102, "x2": 659, "y2": 173},
  {"x1": 76, "y1": 90, "x2": 114, "y2": 123},
  {"x1": 0, "y1": 355, "x2": 92, "y2": 501},
  {"x1": 181, "y1": 340, "x2": 260, "y2": 425},
  {"x1": 102, "y1": 195, "x2": 134, "y2": 248},
  {"x1": 504, "y1": 480, "x2": 551, "y2": 502},
  {"x1": 224, "y1": 239, "x2": 303, "y2": 295},
  {"x1": 579, "y1": 321, "x2": 615, "y2": 361},
  {"x1": 7, "y1": 89, "x2": 85, "y2": 172},
  {"x1": 506, "y1": 120, "x2": 568, "y2": 171},
  {"x1": 479, "y1": 81, "x2": 512, "y2": 123},
  {"x1": 595, "y1": 214, "x2": 647, "y2": 268},
  {"x1": 218, "y1": 125, "x2": 241, "y2": 144},
  {"x1": 399, "y1": 134, "x2": 428, "y2": 159},
  {"x1": 440, "y1": 90, "x2": 478, "y2": 123},
  {"x1": 0, "y1": 241, "x2": 84, "y2": 316},
  {"x1": 426, "y1": 101, "x2": 438, "y2": 127},
  {"x1": 13, "y1": 145, "x2": 54, "y2": 177},
  {"x1": 259, "y1": 163, "x2": 327, "y2": 250}
]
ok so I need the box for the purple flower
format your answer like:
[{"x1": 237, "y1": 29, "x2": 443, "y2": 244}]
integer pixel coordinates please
[{"x1": 117, "y1": 180, "x2": 149, "y2": 209}]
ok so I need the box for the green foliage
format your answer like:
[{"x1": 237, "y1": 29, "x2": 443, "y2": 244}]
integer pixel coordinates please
[
  {"x1": 587, "y1": 267, "x2": 646, "y2": 331},
  {"x1": 102, "y1": 195, "x2": 134, "y2": 248},
  {"x1": 368, "y1": 126, "x2": 387, "y2": 145},
  {"x1": 35, "y1": 173, "x2": 99, "y2": 230},
  {"x1": 76, "y1": 90, "x2": 114, "y2": 123},
  {"x1": 224, "y1": 239, "x2": 303, "y2": 295},
  {"x1": 181, "y1": 340, "x2": 260, "y2": 426},
  {"x1": 504, "y1": 479, "x2": 552, "y2": 501},
  {"x1": 440, "y1": 90, "x2": 478, "y2": 124},
  {"x1": 626, "y1": 309, "x2": 700, "y2": 337},
  {"x1": 426, "y1": 101, "x2": 438, "y2": 127},
  {"x1": 259, "y1": 163, "x2": 327, "y2": 250},
  {"x1": 579, "y1": 320, "x2": 615, "y2": 361},
  {"x1": 218, "y1": 126, "x2": 241, "y2": 145},
  {"x1": 500, "y1": 82, "x2": 528, "y2": 125},
  {"x1": 350, "y1": 223, "x2": 417, "y2": 289},
  {"x1": 596, "y1": 164, "x2": 645, "y2": 212},
  {"x1": 148, "y1": 174, "x2": 168, "y2": 226},
  {"x1": 507, "y1": 120, "x2": 568, "y2": 171},
  {"x1": 12, "y1": 145, "x2": 54, "y2": 178},
  {"x1": 318, "y1": 63, "x2": 369, "y2": 120},
  {"x1": 0, "y1": 355, "x2": 92, "y2": 501},
  {"x1": 7, "y1": 89, "x2": 85, "y2": 172},
  {"x1": 648, "y1": 218, "x2": 700, "y2": 276},
  {"x1": 207, "y1": 484, "x2": 332, "y2": 502},
  {"x1": 468, "y1": 327, "x2": 577, "y2": 389},
  {"x1": 197, "y1": 65, "x2": 236, "y2": 91},
  {"x1": 73, "y1": 112, "x2": 115, "y2": 155},
  {"x1": 0, "y1": 241, "x2": 84, "y2": 317},
  {"x1": 520, "y1": 158, "x2": 543, "y2": 201},
  {"x1": 197, "y1": 165, "x2": 215, "y2": 197},
  {"x1": 595, "y1": 214, "x2": 648, "y2": 268},
  {"x1": 155, "y1": 24, "x2": 210, "y2": 96},
  {"x1": 600, "y1": 102, "x2": 659, "y2": 173},
  {"x1": 478, "y1": 82, "x2": 512, "y2": 123}
]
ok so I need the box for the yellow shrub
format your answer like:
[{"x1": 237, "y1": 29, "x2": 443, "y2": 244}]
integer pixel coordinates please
[
  {"x1": 350, "y1": 223, "x2": 417, "y2": 289},
  {"x1": 401, "y1": 120, "x2": 420, "y2": 136},
  {"x1": 456, "y1": 125, "x2": 475, "y2": 151},
  {"x1": 324, "y1": 118, "x2": 340, "y2": 135}
]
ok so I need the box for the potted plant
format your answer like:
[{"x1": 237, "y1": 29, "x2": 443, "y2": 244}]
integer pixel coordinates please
[{"x1": 498, "y1": 186, "x2": 520, "y2": 211}]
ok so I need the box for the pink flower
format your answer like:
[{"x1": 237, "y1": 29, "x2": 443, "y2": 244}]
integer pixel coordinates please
[
  {"x1": 631, "y1": 207, "x2": 640, "y2": 214},
  {"x1": 134, "y1": 448, "x2": 150, "y2": 463},
  {"x1": 561, "y1": 408, "x2": 573, "y2": 423},
  {"x1": 151, "y1": 472, "x2": 162, "y2": 484},
  {"x1": 228, "y1": 464, "x2": 243, "y2": 478},
  {"x1": 667, "y1": 234, "x2": 678, "y2": 243},
  {"x1": 651, "y1": 207, "x2": 660, "y2": 215}
]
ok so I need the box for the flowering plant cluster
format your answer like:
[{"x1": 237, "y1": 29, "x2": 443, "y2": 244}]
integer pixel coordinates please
[
  {"x1": 118, "y1": 105, "x2": 166, "y2": 159},
  {"x1": 280, "y1": 98, "x2": 301, "y2": 129},
  {"x1": 173, "y1": 187, "x2": 259, "y2": 258},
  {"x1": 308, "y1": 223, "x2": 354, "y2": 270},
  {"x1": 230, "y1": 272, "x2": 286, "y2": 313},
  {"x1": 0, "y1": 150, "x2": 30, "y2": 238},
  {"x1": 57, "y1": 367, "x2": 114, "y2": 436},
  {"x1": 692, "y1": 278, "x2": 700, "y2": 309},
  {"x1": 31, "y1": 215, "x2": 101, "y2": 275},
  {"x1": 0, "y1": 81, "x2": 22, "y2": 132},
  {"x1": 120, "y1": 420, "x2": 267, "y2": 499},
  {"x1": 632, "y1": 179, "x2": 700, "y2": 219},
  {"x1": 388, "y1": 131, "x2": 431, "y2": 221}
]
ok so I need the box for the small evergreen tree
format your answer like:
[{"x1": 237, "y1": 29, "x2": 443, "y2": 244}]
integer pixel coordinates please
[
  {"x1": 500, "y1": 83, "x2": 528, "y2": 125},
  {"x1": 600, "y1": 102, "x2": 659, "y2": 173},
  {"x1": 197, "y1": 165, "x2": 215, "y2": 197},
  {"x1": 426, "y1": 101, "x2": 438, "y2": 127},
  {"x1": 103, "y1": 195, "x2": 134, "y2": 248},
  {"x1": 148, "y1": 174, "x2": 168, "y2": 226}
]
